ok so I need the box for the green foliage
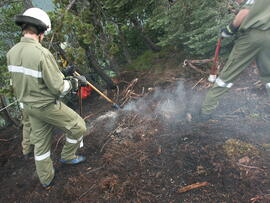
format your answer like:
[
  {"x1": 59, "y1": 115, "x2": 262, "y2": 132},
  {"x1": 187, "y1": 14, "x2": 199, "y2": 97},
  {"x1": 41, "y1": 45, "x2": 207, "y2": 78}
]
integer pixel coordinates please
[
  {"x1": 0, "y1": 2, "x2": 23, "y2": 96},
  {"x1": 181, "y1": 1, "x2": 237, "y2": 57},
  {"x1": 148, "y1": 0, "x2": 240, "y2": 58},
  {"x1": 127, "y1": 50, "x2": 159, "y2": 70}
]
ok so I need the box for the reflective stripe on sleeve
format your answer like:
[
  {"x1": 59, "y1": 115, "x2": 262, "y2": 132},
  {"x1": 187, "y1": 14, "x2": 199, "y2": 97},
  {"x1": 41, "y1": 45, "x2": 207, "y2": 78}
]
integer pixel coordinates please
[
  {"x1": 63, "y1": 80, "x2": 71, "y2": 92},
  {"x1": 245, "y1": 0, "x2": 254, "y2": 5},
  {"x1": 60, "y1": 80, "x2": 71, "y2": 97},
  {"x1": 35, "y1": 151, "x2": 50, "y2": 161},
  {"x1": 215, "y1": 78, "x2": 233, "y2": 88},
  {"x1": 8, "y1": 65, "x2": 42, "y2": 78}
]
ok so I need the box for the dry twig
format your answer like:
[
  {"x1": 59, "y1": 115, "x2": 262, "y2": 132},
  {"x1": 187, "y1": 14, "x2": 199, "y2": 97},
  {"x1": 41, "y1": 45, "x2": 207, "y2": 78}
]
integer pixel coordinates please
[
  {"x1": 118, "y1": 78, "x2": 146, "y2": 106},
  {"x1": 78, "y1": 184, "x2": 95, "y2": 200},
  {"x1": 250, "y1": 194, "x2": 270, "y2": 203},
  {"x1": 183, "y1": 60, "x2": 208, "y2": 74},
  {"x1": 237, "y1": 163, "x2": 264, "y2": 171},
  {"x1": 178, "y1": 182, "x2": 210, "y2": 193},
  {"x1": 100, "y1": 123, "x2": 125, "y2": 153},
  {"x1": 186, "y1": 59, "x2": 213, "y2": 64},
  {"x1": 192, "y1": 78, "x2": 204, "y2": 89},
  {"x1": 83, "y1": 113, "x2": 94, "y2": 120}
]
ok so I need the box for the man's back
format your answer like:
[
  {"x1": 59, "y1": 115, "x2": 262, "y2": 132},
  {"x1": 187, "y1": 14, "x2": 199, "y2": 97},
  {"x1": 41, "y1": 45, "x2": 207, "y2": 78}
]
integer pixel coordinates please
[
  {"x1": 240, "y1": 0, "x2": 270, "y2": 31},
  {"x1": 7, "y1": 37, "x2": 64, "y2": 108}
]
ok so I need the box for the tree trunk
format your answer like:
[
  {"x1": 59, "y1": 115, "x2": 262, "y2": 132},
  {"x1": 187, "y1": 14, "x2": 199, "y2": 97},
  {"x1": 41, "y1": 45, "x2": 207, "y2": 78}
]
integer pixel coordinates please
[
  {"x1": 67, "y1": 2, "x2": 115, "y2": 89},
  {"x1": 131, "y1": 18, "x2": 161, "y2": 52},
  {"x1": 84, "y1": 46, "x2": 115, "y2": 89},
  {"x1": 119, "y1": 26, "x2": 132, "y2": 64},
  {"x1": 23, "y1": 0, "x2": 33, "y2": 9},
  {"x1": 54, "y1": 43, "x2": 114, "y2": 89},
  {"x1": 92, "y1": 15, "x2": 120, "y2": 74}
]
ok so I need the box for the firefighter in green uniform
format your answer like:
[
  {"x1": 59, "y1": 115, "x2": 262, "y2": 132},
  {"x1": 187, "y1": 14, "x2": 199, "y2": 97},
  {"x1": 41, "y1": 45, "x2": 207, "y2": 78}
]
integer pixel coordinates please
[
  {"x1": 199, "y1": 0, "x2": 270, "y2": 120},
  {"x1": 7, "y1": 8, "x2": 87, "y2": 188}
]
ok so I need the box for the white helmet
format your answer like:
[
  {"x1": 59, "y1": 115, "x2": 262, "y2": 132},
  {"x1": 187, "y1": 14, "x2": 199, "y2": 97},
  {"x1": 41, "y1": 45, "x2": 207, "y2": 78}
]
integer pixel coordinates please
[{"x1": 15, "y1": 8, "x2": 51, "y2": 34}]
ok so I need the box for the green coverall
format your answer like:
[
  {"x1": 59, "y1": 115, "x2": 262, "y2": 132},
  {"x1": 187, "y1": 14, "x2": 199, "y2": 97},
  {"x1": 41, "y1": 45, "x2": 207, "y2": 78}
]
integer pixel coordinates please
[
  {"x1": 21, "y1": 108, "x2": 32, "y2": 155},
  {"x1": 7, "y1": 37, "x2": 87, "y2": 185},
  {"x1": 201, "y1": 0, "x2": 270, "y2": 115}
]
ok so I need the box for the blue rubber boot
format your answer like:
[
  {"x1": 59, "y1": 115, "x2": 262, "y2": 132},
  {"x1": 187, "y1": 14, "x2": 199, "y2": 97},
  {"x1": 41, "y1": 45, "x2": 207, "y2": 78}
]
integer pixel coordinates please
[
  {"x1": 42, "y1": 179, "x2": 54, "y2": 189},
  {"x1": 60, "y1": 155, "x2": 86, "y2": 165}
]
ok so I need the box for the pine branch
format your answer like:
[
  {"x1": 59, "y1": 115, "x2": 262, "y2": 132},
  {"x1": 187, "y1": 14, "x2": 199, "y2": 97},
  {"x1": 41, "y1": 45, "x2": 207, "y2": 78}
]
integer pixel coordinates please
[{"x1": 0, "y1": 0, "x2": 20, "y2": 8}]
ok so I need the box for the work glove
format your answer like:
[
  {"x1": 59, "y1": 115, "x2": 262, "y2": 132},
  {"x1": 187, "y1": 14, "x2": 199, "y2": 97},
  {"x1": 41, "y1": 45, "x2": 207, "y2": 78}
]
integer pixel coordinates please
[
  {"x1": 69, "y1": 77, "x2": 79, "y2": 93},
  {"x1": 74, "y1": 75, "x2": 88, "y2": 87},
  {"x1": 62, "y1": 64, "x2": 75, "y2": 77},
  {"x1": 221, "y1": 23, "x2": 239, "y2": 38}
]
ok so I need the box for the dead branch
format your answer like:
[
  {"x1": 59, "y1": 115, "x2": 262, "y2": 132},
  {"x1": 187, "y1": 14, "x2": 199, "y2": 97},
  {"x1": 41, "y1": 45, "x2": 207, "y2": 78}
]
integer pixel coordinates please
[
  {"x1": 178, "y1": 182, "x2": 210, "y2": 193},
  {"x1": 250, "y1": 194, "x2": 270, "y2": 203},
  {"x1": 235, "y1": 87, "x2": 250, "y2": 91},
  {"x1": 66, "y1": 0, "x2": 77, "y2": 11},
  {"x1": 100, "y1": 137, "x2": 113, "y2": 153},
  {"x1": 122, "y1": 78, "x2": 138, "y2": 96},
  {"x1": 192, "y1": 78, "x2": 204, "y2": 89},
  {"x1": 83, "y1": 113, "x2": 94, "y2": 120},
  {"x1": 237, "y1": 163, "x2": 264, "y2": 171},
  {"x1": 86, "y1": 167, "x2": 103, "y2": 174},
  {"x1": 186, "y1": 59, "x2": 213, "y2": 65},
  {"x1": 120, "y1": 96, "x2": 131, "y2": 107},
  {"x1": 184, "y1": 60, "x2": 207, "y2": 74}
]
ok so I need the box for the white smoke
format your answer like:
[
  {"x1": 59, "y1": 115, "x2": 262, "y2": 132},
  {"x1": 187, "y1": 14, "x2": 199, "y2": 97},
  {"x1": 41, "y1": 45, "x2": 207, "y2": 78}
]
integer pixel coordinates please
[
  {"x1": 88, "y1": 81, "x2": 199, "y2": 131},
  {"x1": 123, "y1": 81, "x2": 188, "y2": 122},
  {"x1": 87, "y1": 111, "x2": 119, "y2": 132}
]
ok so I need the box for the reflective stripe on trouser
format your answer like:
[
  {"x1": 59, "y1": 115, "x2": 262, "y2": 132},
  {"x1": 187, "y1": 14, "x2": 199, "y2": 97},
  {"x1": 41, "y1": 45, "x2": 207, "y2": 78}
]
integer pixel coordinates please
[
  {"x1": 202, "y1": 29, "x2": 270, "y2": 115},
  {"x1": 25, "y1": 102, "x2": 86, "y2": 185},
  {"x1": 265, "y1": 83, "x2": 270, "y2": 96},
  {"x1": 22, "y1": 110, "x2": 33, "y2": 155}
]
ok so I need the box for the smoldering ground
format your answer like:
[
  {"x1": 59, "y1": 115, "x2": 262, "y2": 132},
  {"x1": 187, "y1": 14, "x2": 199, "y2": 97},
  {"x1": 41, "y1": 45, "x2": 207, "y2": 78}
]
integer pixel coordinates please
[
  {"x1": 87, "y1": 81, "x2": 202, "y2": 134},
  {"x1": 87, "y1": 77, "x2": 270, "y2": 138},
  {"x1": 81, "y1": 78, "x2": 270, "y2": 202}
]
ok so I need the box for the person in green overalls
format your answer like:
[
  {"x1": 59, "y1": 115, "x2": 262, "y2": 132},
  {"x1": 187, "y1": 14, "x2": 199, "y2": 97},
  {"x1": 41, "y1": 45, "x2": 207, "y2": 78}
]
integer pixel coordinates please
[
  {"x1": 198, "y1": 0, "x2": 270, "y2": 120},
  {"x1": 7, "y1": 8, "x2": 87, "y2": 188}
]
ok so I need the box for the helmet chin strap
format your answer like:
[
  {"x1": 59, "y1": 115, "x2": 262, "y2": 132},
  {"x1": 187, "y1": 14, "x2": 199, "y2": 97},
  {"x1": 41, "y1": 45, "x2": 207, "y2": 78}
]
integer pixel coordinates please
[
  {"x1": 38, "y1": 34, "x2": 42, "y2": 42},
  {"x1": 38, "y1": 32, "x2": 44, "y2": 43}
]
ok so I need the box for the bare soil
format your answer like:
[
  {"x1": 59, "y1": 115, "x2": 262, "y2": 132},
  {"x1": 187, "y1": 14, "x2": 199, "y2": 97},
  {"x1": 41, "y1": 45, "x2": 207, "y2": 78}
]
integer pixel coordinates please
[{"x1": 1, "y1": 65, "x2": 270, "y2": 203}]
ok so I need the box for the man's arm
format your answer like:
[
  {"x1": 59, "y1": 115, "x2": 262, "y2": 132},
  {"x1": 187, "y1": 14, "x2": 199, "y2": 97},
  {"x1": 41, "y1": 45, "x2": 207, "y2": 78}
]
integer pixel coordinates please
[
  {"x1": 232, "y1": 8, "x2": 250, "y2": 27},
  {"x1": 41, "y1": 51, "x2": 72, "y2": 97},
  {"x1": 221, "y1": 8, "x2": 250, "y2": 38}
]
